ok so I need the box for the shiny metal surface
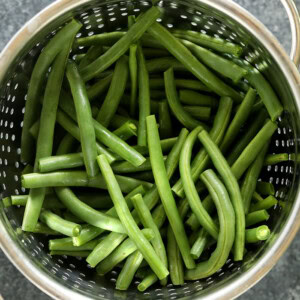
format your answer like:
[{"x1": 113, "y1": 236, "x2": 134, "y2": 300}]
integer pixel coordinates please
[{"x1": 0, "y1": 0, "x2": 300, "y2": 299}]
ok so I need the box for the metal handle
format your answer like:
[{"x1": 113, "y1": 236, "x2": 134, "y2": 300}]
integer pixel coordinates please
[{"x1": 281, "y1": 0, "x2": 300, "y2": 67}]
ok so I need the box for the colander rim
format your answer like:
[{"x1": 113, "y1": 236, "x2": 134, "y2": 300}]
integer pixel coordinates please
[{"x1": 0, "y1": 0, "x2": 300, "y2": 299}]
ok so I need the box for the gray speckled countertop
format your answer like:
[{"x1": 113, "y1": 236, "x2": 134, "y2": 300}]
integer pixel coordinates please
[{"x1": 0, "y1": 0, "x2": 300, "y2": 299}]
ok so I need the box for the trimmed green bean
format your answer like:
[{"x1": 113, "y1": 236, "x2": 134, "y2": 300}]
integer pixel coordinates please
[
  {"x1": 227, "y1": 109, "x2": 268, "y2": 165},
  {"x1": 245, "y1": 225, "x2": 270, "y2": 243},
  {"x1": 264, "y1": 153, "x2": 289, "y2": 166},
  {"x1": 146, "y1": 115, "x2": 195, "y2": 269},
  {"x1": 180, "y1": 39, "x2": 247, "y2": 82},
  {"x1": 253, "y1": 191, "x2": 265, "y2": 202},
  {"x1": 171, "y1": 29, "x2": 243, "y2": 56},
  {"x1": 147, "y1": 23, "x2": 242, "y2": 102},
  {"x1": 185, "y1": 169, "x2": 235, "y2": 280},
  {"x1": 250, "y1": 195, "x2": 278, "y2": 212},
  {"x1": 146, "y1": 57, "x2": 186, "y2": 73},
  {"x1": 22, "y1": 171, "x2": 152, "y2": 193},
  {"x1": 198, "y1": 130, "x2": 244, "y2": 261},
  {"x1": 96, "y1": 228, "x2": 154, "y2": 275},
  {"x1": 138, "y1": 272, "x2": 158, "y2": 292},
  {"x1": 190, "y1": 228, "x2": 209, "y2": 259},
  {"x1": 179, "y1": 89, "x2": 217, "y2": 107},
  {"x1": 129, "y1": 43, "x2": 138, "y2": 117},
  {"x1": 158, "y1": 100, "x2": 172, "y2": 139},
  {"x1": 28, "y1": 222, "x2": 62, "y2": 235},
  {"x1": 172, "y1": 96, "x2": 233, "y2": 198},
  {"x1": 257, "y1": 181, "x2": 275, "y2": 196},
  {"x1": 180, "y1": 127, "x2": 218, "y2": 239},
  {"x1": 22, "y1": 39, "x2": 75, "y2": 232},
  {"x1": 40, "y1": 209, "x2": 81, "y2": 237},
  {"x1": 97, "y1": 154, "x2": 169, "y2": 280},
  {"x1": 79, "y1": 45, "x2": 103, "y2": 69},
  {"x1": 137, "y1": 45, "x2": 151, "y2": 146},
  {"x1": 220, "y1": 88, "x2": 257, "y2": 154},
  {"x1": 86, "y1": 74, "x2": 113, "y2": 101},
  {"x1": 113, "y1": 121, "x2": 137, "y2": 141},
  {"x1": 164, "y1": 68, "x2": 208, "y2": 130},
  {"x1": 183, "y1": 106, "x2": 211, "y2": 121},
  {"x1": 81, "y1": 7, "x2": 161, "y2": 81},
  {"x1": 246, "y1": 210, "x2": 270, "y2": 227},
  {"x1": 49, "y1": 237, "x2": 101, "y2": 251},
  {"x1": 66, "y1": 60, "x2": 98, "y2": 177},
  {"x1": 231, "y1": 120, "x2": 277, "y2": 180},
  {"x1": 21, "y1": 19, "x2": 82, "y2": 163},
  {"x1": 241, "y1": 142, "x2": 269, "y2": 214},
  {"x1": 96, "y1": 56, "x2": 129, "y2": 127}
]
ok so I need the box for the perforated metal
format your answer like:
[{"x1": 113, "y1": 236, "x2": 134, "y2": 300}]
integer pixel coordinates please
[{"x1": 0, "y1": 0, "x2": 299, "y2": 299}]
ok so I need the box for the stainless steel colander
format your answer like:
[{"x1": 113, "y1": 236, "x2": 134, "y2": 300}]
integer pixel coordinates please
[{"x1": 1, "y1": 0, "x2": 300, "y2": 299}]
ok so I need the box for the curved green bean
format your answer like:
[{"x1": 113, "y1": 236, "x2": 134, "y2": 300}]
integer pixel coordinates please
[
  {"x1": 146, "y1": 115, "x2": 195, "y2": 269},
  {"x1": 198, "y1": 130, "x2": 244, "y2": 261},
  {"x1": 185, "y1": 169, "x2": 235, "y2": 280}
]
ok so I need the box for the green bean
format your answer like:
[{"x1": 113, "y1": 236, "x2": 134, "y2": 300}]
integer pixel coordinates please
[
  {"x1": 171, "y1": 29, "x2": 243, "y2": 56},
  {"x1": 56, "y1": 110, "x2": 116, "y2": 163},
  {"x1": 264, "y1": 153, "x2": 289, "y2": 166},
  {"x1": 72, "y1": 185, "x2": 145, "y2": 246},
  {"x1": 143, "y1": 48, "x2": 169, "y2": 58},
  {"x1": 231, "y1": 120, "x2": 277, "y2": 180},
  {"x1": 198, "y1": 131, "x2": 244, "y2": 261},
  {"x1": 180, "y1": 39, "x2": 247, "y2": 82},
  {"x1": 22, "y1": 40, "x2": 75, "y2": 232},
  {"x1": 11, "y1": 194, "x2": 65, "y2": 209},
  {"x1": 96, "y1": 56, "x2": 129, "y2": 127},
  {"x1": 79, "y1": 45, "x2": 103, "y2": 69},
  {"x1": 55, "y1": 187, "x2": 128, "y2": 233},
  {"x1": 81, "y1": 7, "x2": 161, "y2": 81},
  {"x1": 66, "y1": 60, "x2": 99, "y2": 177},
  {"x1": 220, "y1": 88, "x2": 257, "y2": 154},
  {"x1": 96, "y1": 228, "x2": 154, "y2": 275},
  {"x1": 172, "y1": 96, "x2": 233, "y2": 198},
  {"x1": 186, "y1": 169, "x2": 235, "y2": 280},
  {"x1": 57, "y1": 133, "x2": 76, "y2": 155},
  {"x1": 183, "y1": 106, "x2": 211, "y2": 121},
  {"x1": 146, "y1": 57, "x2": 186, "y2": 73},
  {"x1": 74, "y1": 53, "x2": 85, "y2": 63},
  {"x1": 164, "y1": 68, "x2": 208, "y2": 130},
  {"x1": 39, "y1": 209, "x2": 81, "y2": 237},
  {"x1": 23, "y1": 170, "x2": 152, "y2": 192},
  {"x1": 129, "y1": 42, "x2": 138, "y2": 117},
  {"x1": 63, "y1": 211, "x2": 85, "y2": 224},
  {"x1": 179, "y1": 90, "x2": 218, "y2": 107},
  {"x1": 86, "y1": 232, "x2": 127, "y2": 267},
  {"x1": 131, "y1": 171, "x2": 154, "y2": 182},
  {"x1": 22, "y1": 164, "x2": 34, "y2": 175},
  {"x1": 86, "y1": 74, "x2": 113, "y2": 101},
  {"x1": 245, "y1": 225, "x2": 270, "y2": 243},
  {"x1": 245, "y1": 210, "x2": 270, "y2": 227},
  {"x1": 180, "y1": 127, "x2": 218, "y2": 239},
  {"x1": 241, "y1": 142, "x2": 269, "y2": 214},
  {"x1": 97, "y1": 154, "x2": 169, "y2": 279},
  {"x1": 75, "y1": 31, "x2": 125, "y2": 47},
  {"x1": 250, "y1": 195, "x2": 278, "y2": 212},
  {"x1": 131, "y1": 194, "x2": 168, "y2": 284},
  {"x1": 138, "y1": 272, "x2": 158, "y2": 292},
  {"x1": 253, "y1": 192, "x2": 264, "y2": 202},
  {"x1": 26, "y1": 222, "x2": 62, "y2": 235},
  {"x1": 113, "y1": 121, "x2": 137, "y2": 141},
  {"x1": 49, "y1": 236, "x2": 101, "y2": 251},
  {"x1": 257, "y1": 182, "x2": 275, "y2": 196},
  {"x1": 21, "y1": 19, "x2": 82, "y2": 163},
  {"x1": 190, "y1": 228, "x2": 209, "y2": 259},
  {"x1": 146, "y1": 115, "x2": 195, "y2": 269},
  {"x1": 150, "y1": 78, "x2": 211, "y2": 92},
  {"x1": 147, "y1": 23, "x2": 242, "y2": 102},
  {"x1": 137, "y1": 45, "x2": 151, "y2": 146},
  {"x1": 227, "y1": 109, "x2": 268, "y2": 165},
  {"x1": 50, "y1": 250, "x2": 90, "y2": 257},
  {"x1": 158, "y1": 100, "x2": 172, "y2": 139},
  {"x1": 227, "y1": 56, "x2": 283, "y2": 121},
  {"x1": 29, "y1": 120, "x2": 39, "y2": 140}
]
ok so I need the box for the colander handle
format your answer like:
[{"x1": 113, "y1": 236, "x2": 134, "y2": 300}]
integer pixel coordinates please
[{"x1": 281, "y1": 0, "x2": 300, "y2": 67}]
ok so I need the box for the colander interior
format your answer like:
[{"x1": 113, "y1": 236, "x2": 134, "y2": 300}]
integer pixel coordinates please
[{"x1": 0, "y1": 0, "x2": 299, "y2": 299}]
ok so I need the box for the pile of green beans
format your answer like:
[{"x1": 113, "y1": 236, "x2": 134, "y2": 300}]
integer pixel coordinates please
[{"x1": 9, "y1": 5, "x2": 284, "y2": 292}]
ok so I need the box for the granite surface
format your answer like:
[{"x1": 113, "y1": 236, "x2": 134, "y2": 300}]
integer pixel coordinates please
[{"x1": 1, "y1": 0, "x2": 300, "y2": 299}]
